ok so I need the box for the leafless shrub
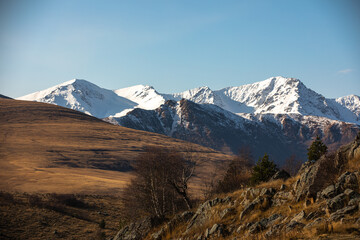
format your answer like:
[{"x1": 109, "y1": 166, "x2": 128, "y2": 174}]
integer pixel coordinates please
[{"x1": 121, "y1": 147, "x2": 195, "y2": 220}]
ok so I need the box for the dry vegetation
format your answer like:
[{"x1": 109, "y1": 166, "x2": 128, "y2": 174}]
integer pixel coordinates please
[
  {"x1": 0, "y1": 191, "x2": 124, "y2": 240},
  {"x1": 0, "y1": 99, "x2": 233, "y2": 195},
  {"x1": 147, "y1": 172, "x2": 360, "y2": 240}
]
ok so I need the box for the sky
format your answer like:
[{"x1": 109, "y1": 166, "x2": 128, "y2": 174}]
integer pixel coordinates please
[{"x1": 0, "y1": 0, "x2": 359, "y2": 98}]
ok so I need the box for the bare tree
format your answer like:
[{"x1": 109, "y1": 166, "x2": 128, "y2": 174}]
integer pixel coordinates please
[{"x1": 121, "y1": 147, "x2": 195, "y2": 220}]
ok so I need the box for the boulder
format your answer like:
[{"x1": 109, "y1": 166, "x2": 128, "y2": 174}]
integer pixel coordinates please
[
  {"x1": 335, "y1": 172, "x2": 359, "y2": 192},
  {"x1": 293, "y1": 135, "x2": 360, "y2": 202},
  {"x1": 293, "y1": 157, "x2": 337, "y2": 202},
  {"x1": 317, "y1": 184, "x2": 337, "y2": 200},
  {"x1": 326, "y1": 193, "x2": 347, "y2": 213}
]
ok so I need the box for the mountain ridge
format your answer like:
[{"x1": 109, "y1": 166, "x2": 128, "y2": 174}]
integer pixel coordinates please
[{"x1": 17, "y1": 76, "x2": 359, "y2": 124}]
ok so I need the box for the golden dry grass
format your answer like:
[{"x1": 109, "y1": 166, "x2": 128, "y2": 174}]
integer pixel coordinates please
[
  {"x1": 0, "y1": 191, "x2": 124, "y2": 240},
  {"x1": 0, "y1": 99, "x2": 233, "y2": 195}
]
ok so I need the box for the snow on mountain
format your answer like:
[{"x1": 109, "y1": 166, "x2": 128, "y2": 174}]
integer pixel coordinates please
[
  {"x1": 17, "y1": 77, "x2": 359, "y2": 124},
  {"x1": 114, "y1": 85, "x2": 166, "y2": 110},
  {"x1": 108, "y1": 98, "x2": 360, "y2": 164},
  {"x1": 168, "y1": 76, "x2": 359, "y2": 124},
  {"x1": 336, "y1": 95, "x2": 360, "y2": 119},
  {"x1": 17, "y1": 79, "x2": 137, "y2": 118}
]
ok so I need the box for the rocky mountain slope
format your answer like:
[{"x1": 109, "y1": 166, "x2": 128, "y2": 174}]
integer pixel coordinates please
[
  {"x1": 113, "y1": 133, "x2": 360, "y2": 240},
  {"x1": 17, "y1": 77, "x2": 360, "y2": 163},
  {"x1": 107, "y1": 98, "x2": 359, "y2": 164}
]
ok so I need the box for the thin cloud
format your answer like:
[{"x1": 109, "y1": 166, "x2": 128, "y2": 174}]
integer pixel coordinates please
[{"x1": 338, "y1": 69, "x2": 354, "y2": 74}]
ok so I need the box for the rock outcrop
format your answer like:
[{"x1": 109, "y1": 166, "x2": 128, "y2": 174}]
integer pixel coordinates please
[{"x1": 113, "y1": 133, "x2": 360, "y2": 239}]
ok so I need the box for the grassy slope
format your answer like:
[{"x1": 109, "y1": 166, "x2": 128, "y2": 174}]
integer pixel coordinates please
[
  {"x1": 0, "y1": 192, "x2": 123, "y2": 240},
  {"x1": 0, "y1": 99, "x2": 232, "y2": 195}
]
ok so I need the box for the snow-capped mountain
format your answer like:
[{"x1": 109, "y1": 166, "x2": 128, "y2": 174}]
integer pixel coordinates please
[
  {"x1": 19, "y1": 76, "x2": 359, "y2": 123},
  {"x1": 17, "y1": 76, "x2": 359, "y2": 163},
  {"x1": 18, "y1": 79, "x2": 137, "y2": 118},
  {"x1": 167, "y1": 77, "x2": 359, "y2": 124},
  {"x1": 106, "y1": 99, "x2": 359, "y2": 164},
  {"x1": 336, "y1": 95, "x2": 360, "y2": 119},
  {"x1": 114, "y1": 85, "x2": 166, "y2": 110}
]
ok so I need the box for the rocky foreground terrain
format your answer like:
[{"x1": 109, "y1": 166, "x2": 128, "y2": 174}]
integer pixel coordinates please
[{"x1": 113, "y1": 133, "x2": 360, "y2": 240}]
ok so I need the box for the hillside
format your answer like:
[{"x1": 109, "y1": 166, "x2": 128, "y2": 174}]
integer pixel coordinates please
[
  {"x1": 114, "y1": 133, "x2": 360, "y2": 240},
  {"x1": 0, "y1": 99, "x2": 233, "y2": 194}
]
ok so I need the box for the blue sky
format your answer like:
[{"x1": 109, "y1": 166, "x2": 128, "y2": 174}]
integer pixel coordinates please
[{"x1": 1, "y1": 0, "x2": 359, "y2": 98}]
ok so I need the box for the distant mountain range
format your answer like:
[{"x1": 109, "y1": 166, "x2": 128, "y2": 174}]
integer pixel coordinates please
[{"x1": 18, "y1": 76, "x2": 360, "y2": 164}]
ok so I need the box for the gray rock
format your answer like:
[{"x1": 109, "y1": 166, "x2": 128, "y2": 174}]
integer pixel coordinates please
[
  {"x1": 344, "y1": 188, "x2": 360, "y2": 199},
  {"x1": 335, "y1": 171, "x2": 359, "y2": 192},
  {"x1": 114, "y1": 217, "x2": 160, "y2": 240},
  {"x1": 293, "y1": 137, "x2": 360, "y2": 202},
  {"x1": 239, "y1": 197, "x2": 261, "y2": 219},
  {"x1": 272, "y1": 191, "x2": 293, "y2": 206},
  {"x1": 186, "y1": 197, "x2": 227, "y2": 231},
  {"x1": 326, "y1": 193, "x2": 346, "y2": 213},
  {"x1": 209, "y1": 224, "x2": 219, "y2": 235},
  {"x1": 208, "y1": 223, "x2": 226, "y2": 237},
  {"x1": 291, "y1": 210, "x2": 306, "y2": 222},
  {"x1": 330, "y1": 205, "x2": 358, "y2": 221},
  {"x1": 317, "y1": 184, "x2": 337, "y2": 200},
  {"x1": 204, "y1": 228, "x2": 209, "y2": 238},
  {"x1": 293, "y1": 157, "x2": 337, "y2": 202}
]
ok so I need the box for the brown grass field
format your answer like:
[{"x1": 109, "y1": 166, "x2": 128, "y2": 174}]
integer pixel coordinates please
[{"x1": 0, "y1": 99, "x2": 233, "y2": 195}]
